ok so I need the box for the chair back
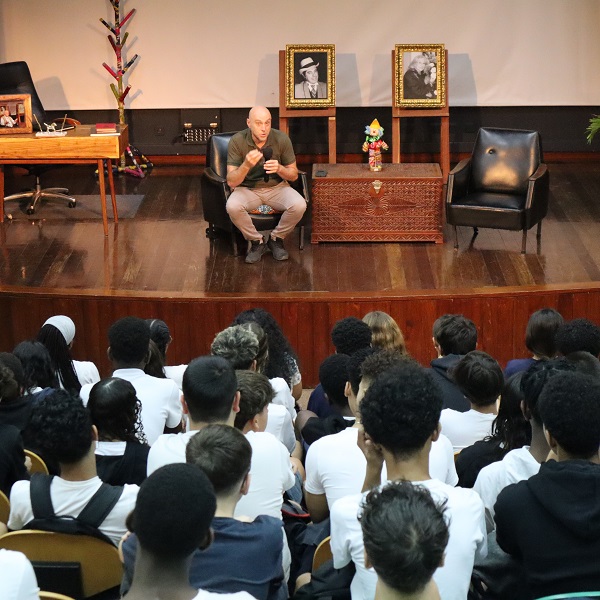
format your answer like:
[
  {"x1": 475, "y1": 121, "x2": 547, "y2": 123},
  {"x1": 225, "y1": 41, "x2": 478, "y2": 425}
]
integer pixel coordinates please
[
  {"x1": 25, "y1": 449, "x2": 49, "y2": 475},
  {"x1": 0, "y1": 489, "x2": 9, "y2": 524},
  {"x1": 312, "y1": 535, "x2": 333, "y2": 572},
  {"x1": 471, "y1": 127, "x2": 542, "y2": 195},
  {"x1": 0, "y1": 61, "x2": 48, "y2": 128},
  {"x1": 0, "y1": 530, "x2": 123, "y2": 598},
  {"x1": 39, "y1": 593, "x2": 77, "y2": 600},
  {"x1": 207, "y1": 132, "x2": 236, "y2": 178}
]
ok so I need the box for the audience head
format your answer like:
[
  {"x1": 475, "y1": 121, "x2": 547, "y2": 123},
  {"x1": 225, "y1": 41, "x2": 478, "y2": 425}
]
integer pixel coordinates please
[
  {"x1": 27, "y1": 390, "x2": 93, "y2": 464},
  {"x1": 0, "y1": 353, "x2": 23, "y2": 400},
  {"x1": 491, "y1": 372, "x2": 531, "y2": 451},
  {"x1": 432, "y1": 314, "x2": 477, "y2": 356},
  {"x1": 232, "y1": 308, "x2": 298, "y2": 385},
  {"x1": 144, "y1": 339, "x2": 166, "y2": 379},
  {"x1": 331, "y1": 317, "x2": 372, "y2": 356},
  {"x1": 520, "y1": 358, "x2": 576, "y2": 426},
  {"x1": 358, "y1": 349, "x2": 412, "y2": 405},
  {"x1": 13, "y1": 340, "x2": 57, "y2": 391},
  {"x1": 239, "y1": 322, "x2": 269, "y2": 374},
  {"x1": 360, "y1": 481, "x2": 449, "y2": 596},
  {"x1": 108, "y1": 317, "x2": 151, "y2": 367},
  {"x1": 524, "y1": 308, "x2": 564, "y2": 359},
  {"x1": 555, "y1": 318, "x2": 600, "y2": 358},
  {"x1": 347, "y1": 347, "x2": 377, "y2": 398},
  {"x1": 128, "y1": 463, "x2": 216, "y2": 561},
  {"x1": 233, "y1": 370, "x2": 273, "y2": 432},
  {"x1": 182, "y1": 356, "x2": 238, "y2": 424},
  {"x1": 538, "y1": 371, "x2": 600, "y2": 459},
  {"x1": 146, "y1": 319, "x2": 171, "y2": 360},
  {"x1": 211, "y1": 325, "x2": 259, "y2": 370},
  {"x1": 451, "y1": 351, "x2": 504, "y2": 408},
  {"x1": 362, "y1": 311, "x2": 407, "y2": 354},
  {"x1": 564, "y1": 351, "x2": 600, "y2": 379},
  {"x1": 361, "y1": 361, "x2": 442, "y2": 458},
  {"x1": 37, "y1": 315, "x2": 81, "y2": 393},
  {"x1": 319, "y1": 354, "x2": 351, "y2": 409},
  {"x1": 186, "y1": 424, "x2": 252, "y2": 497},
  {"x1": 88, "y1": 377, "x2": 147, "y2": 445}
]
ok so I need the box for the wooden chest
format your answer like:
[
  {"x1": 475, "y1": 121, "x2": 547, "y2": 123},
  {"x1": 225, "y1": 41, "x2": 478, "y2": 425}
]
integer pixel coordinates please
[{"x1": 311, "y1": 163, "x2": 444, "y2": 243}]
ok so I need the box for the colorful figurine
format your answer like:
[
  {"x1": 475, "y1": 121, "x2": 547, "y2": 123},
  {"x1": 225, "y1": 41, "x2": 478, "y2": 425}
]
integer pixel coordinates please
[{"x1": 362, "y1": 118, "x2": 389, "y2": 172}]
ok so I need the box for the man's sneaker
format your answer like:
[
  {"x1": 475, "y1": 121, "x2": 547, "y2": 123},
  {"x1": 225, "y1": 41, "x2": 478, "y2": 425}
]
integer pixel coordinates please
[
  {"x1": 268, "y1": 236, "x2": 289, "y2": 261},
  {"x1": 245, "y1": 236, "x2": 268, "y2": 264}
]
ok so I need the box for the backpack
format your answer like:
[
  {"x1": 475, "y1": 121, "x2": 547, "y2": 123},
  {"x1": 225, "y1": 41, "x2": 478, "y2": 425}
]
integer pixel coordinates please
[{"x1": 24, "y1": 473, "x2": 124, "y2": 546}]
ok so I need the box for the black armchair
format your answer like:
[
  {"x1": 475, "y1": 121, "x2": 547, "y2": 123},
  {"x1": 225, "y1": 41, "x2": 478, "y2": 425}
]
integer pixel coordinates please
[
  {"x1": 446, "y1": 127, "x2": 549, "y2": 254},
  {"x1": 201, "y1": 132, "x2": 309, "y2": 256},
  {"x1": 0, "y1": 61, "x2": 79, "y2": 215}
]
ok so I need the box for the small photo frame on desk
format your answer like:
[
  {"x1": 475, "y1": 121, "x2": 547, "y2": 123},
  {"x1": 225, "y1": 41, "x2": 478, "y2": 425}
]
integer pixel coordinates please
[
  {"x1": 394, "y1": 44, "x2": 446, "y2": 108},
  {"x1": 285, "y1": 44, "x2": 335, "y2": 108},
  {"x1": 0, "y1": 94, "x2": 32, "y2": 134}
]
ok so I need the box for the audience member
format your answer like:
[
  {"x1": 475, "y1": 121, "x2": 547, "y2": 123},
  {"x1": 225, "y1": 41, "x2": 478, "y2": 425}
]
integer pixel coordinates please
[
  {"x1": 475, "y1": 359, "x2": 573, "y2": 521},
  {"x1": 8, "y1": 391, "x2": 138, "y2": 546},
  {"x1": 0, "y1": 354, "x2": 32, "y2": 431},
  {"x1": 330, "y1": 361, "x2": 486, "y2": 600},
  {"x1": 233, "y1": 308, "x2": 303, "y2": 401},
  {"x1": 0, "y1": 549, "x2": 39, "y2": 600},
  {"x1": 37, "y1": 314, "x2": 100, "y2": 393},
  {"x1": 88, "y1": 377, "x2": 150, "y2": 486},
  {"x1": 147, "y1": 318, "x2": 187, "y2": 388},
  {"x1": 359, "y1": 481, "x2": 449, "y2": 600},
  {"x1": 440, "y1": 351, "x2": 503, "y2": 451},
  {"x1": 121, "y1": 463, "x2": 254, "y2": 600},
  {"x1": 495, "y1": 371, "x2": 600, "y2": 596},
  {"x1": 143, "y1": 339, "x2": 167, "y2": 379},
  {"x1": 79, "y1": 317, "x2": 182, "y2": 445},
  {"x1": 123, "y1": 426, "x2": 285, "y2": 600},
  {"x1": 428, "y1": 314, "x2": 477, "y2": 412},
  {"x1": 212, "y1": 325, "x2": 295, "y2": 452},
  {"x1": 504, "y1": 308, "x2": 564, "y2": 377},
  {"x1": 555, "y1": 317, "x2": 600, "y2": 358},
  {"x1": 564, "y1": 350, "x2": 600, "y2": 378},
  {"x1": 362, "y1": 311, "x2": 407, "y2": 354},
  {"x1": 12, "y1": 341, "x2": 57, "y2": 395},
  {"x1": 147, "y1": 356, "x2": 239, "y2": 474},
  {"x1": 456, "y1": 372, "x2": 529, "y2": 488},
  {"x1": 306, "y1": 316, "x2": 372, "y2": 419}
]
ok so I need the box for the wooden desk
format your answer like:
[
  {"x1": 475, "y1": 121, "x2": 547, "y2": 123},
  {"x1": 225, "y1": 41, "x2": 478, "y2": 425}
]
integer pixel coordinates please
[
  {"x1": 311, "y1": 163, "x2": 444, "y2": 243},
  {"x1": 0, "y1": 125, "x2": 129, "y2": 235}
]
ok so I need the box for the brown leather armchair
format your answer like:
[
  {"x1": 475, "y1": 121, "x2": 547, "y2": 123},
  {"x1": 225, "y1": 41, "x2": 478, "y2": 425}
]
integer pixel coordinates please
[
  {"x1": 445, "y1": 127, "x2": 549, "y2": 254},
  {"x1": 201, "y1": 131, "x2": 308, "y2": 256}
]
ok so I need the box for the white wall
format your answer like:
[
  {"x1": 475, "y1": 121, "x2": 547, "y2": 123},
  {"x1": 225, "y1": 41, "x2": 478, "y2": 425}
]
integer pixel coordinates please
[{"x1": 1, "y1": 0, "x2": 598, "y2": 110}]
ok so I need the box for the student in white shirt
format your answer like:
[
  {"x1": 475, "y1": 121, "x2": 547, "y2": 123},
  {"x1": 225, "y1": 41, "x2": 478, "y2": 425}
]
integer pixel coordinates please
[
  {"x1": 123, "y1": 463, "x2": 254, "y2": 600},
  {"x1": 0, "y1": 550, "x2": 39, "y2": 600},
  {"x1": 440, "y1": 351, "x2": 503, "y2": 451},
  {"x1": 330, "y1": 361, "x2": 486, "y2": 600},
  {"x1": 79, "y1": 317, "x2": 182, "y2": 446}
]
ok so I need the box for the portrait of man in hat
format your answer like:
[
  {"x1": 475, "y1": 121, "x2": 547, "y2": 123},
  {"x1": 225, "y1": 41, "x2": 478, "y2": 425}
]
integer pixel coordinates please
[{"x1": 294, "y1": 55, "x2": 328, "y2": 99}]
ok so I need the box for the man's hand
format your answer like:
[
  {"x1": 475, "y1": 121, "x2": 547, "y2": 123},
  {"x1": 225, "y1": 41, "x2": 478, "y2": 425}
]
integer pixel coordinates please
[
  {"x1": 358, "y1": 428, "x2": 385, "y2": 492},
  {"x1": 244, "y1": 149, "x2": 264, "y2": 169},
  {"x1": 264, "y1": 159, "x2": 280, "y2": 175}
]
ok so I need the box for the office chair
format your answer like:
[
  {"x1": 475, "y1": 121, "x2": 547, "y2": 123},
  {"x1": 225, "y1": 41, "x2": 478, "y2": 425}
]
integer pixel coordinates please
[
  {"x1": 445, "y1": 127, "x2": 549, "y2": 254},
  {"x1": 201, "y1": 131, "x2": 309, "y2": 256},
  {"x1": 0, "y1": 61, "x2": 79, "y2": 215}
]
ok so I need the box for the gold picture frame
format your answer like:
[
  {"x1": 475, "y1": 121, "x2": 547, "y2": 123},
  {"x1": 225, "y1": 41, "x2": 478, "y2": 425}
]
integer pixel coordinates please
[
  {"x1": 0, "y1": 94, "x2": 32, "y2": 134},
  {"x1": 285, "y1": 44, "x2": 335, "y2": 109},
  {"x1": 394, "y1": 44, "x2": 446, "y2": 108}
]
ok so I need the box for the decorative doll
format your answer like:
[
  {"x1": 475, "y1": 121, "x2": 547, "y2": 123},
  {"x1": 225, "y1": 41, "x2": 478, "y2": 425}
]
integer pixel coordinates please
[{"x1": 362, "y1": 118, "x2": 389, "y2": 172}]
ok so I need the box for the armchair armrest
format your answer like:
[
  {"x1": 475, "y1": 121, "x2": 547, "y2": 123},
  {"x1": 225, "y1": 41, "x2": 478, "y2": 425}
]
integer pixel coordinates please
[
  {"x1": 524, "y1": 163, "x2": 549, "y2": 226},
  {"x1": 293, "y1": 170, "x2": 310, "y2": 203},
  {"x1": 446, "y1": 158, "x2": 471, "y2": 206}
]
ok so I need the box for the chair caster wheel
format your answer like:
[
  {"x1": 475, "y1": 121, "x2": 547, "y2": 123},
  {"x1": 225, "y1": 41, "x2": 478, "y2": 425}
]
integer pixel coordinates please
[
  {"x1": 26, "y1": 207, "x2": 35, "y2": 215},
  {"x1": 68, "y1": 201, "x2": 76, "y2": 208}
]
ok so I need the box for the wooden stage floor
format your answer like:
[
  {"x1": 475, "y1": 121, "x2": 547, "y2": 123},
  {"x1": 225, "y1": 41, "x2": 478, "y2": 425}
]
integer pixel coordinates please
[{"x1": 1, "y1": 161, "x2": 600, "y2": 385}]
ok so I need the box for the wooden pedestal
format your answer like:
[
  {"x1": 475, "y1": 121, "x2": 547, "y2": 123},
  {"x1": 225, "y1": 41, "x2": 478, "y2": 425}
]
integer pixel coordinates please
[{"x1": 311, "y1": 163, "x2": 444, "y2": 244}]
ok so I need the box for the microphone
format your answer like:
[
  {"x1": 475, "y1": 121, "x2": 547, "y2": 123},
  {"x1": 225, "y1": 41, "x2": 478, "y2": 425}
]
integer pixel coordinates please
[{"x1": 261, "y1": 147, "x2": 273, "y2": 182}]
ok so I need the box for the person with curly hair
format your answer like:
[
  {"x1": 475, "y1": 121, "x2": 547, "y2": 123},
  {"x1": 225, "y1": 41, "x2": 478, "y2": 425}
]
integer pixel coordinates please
[
  {"x1": 362, "y1": 311, "x2": 407, "y2": 354},
  {"x1": 12, "y1": 341, "x2": 57, "y2": 396},
  {"x1": 37, "y1": 315, "x2": 100, "y2": 394},
  {"x1": 555, "y1": 317, "x2": 600, "y2": 358},
  {"x1": 495, "y1": 371, "x2": 600, "y2": 597},
  {"x1": 359, "y1": 481, "x2": 449, "y2": 600},
  {"x1": 232, "y1": 308, "x2": 303, "y2": 401},
  {"x1": 7, "y1": 390, "x2": 138, "y2": 546},
  {"x1": 88, "y1": 377, "x2": 150, "y2": 486},
  {"x1": 330, "y1": 360, "x2": 486, "y2": 600}
]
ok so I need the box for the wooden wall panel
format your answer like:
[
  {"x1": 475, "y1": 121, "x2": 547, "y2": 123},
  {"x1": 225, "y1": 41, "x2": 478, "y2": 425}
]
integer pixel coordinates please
[{"x1": 2, "y1": 287, "x2": 600, "y2": 387}]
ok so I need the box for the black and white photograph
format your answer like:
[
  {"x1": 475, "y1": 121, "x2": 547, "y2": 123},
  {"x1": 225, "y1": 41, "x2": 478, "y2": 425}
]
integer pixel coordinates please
[
  {"x1": 285, "y1": 44, "x2": 335, "y2": 108},
  {"x1": 395, "y1": 44, "x2": 445, "y2": 108},
  {"x1": 0, "y1": 94, "x2": 32, "y2": 134}
]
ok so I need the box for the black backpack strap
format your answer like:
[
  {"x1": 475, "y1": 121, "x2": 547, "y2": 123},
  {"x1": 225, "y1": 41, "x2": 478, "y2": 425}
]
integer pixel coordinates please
[
  {"x1": 77, "y1": 483, "x2": 124, "y2": 529},
  {"x1": 29, "y1": 473, "x2": 56, "y2": 519}
]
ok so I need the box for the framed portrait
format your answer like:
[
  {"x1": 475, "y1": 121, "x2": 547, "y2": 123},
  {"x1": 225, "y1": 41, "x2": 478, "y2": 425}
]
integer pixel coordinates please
[
  {"x1": 394, "y1": 44, "x2": 446, "y2": 108},
  {"x1": 285, "y1": 44, "x2": 335, "y2": 109},
  {"x1": 0, "y1": 94, "x2": 32, "y2": 134}
]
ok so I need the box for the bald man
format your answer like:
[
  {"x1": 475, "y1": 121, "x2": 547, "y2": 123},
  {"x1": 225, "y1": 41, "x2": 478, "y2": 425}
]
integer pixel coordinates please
[{"x1": 226, "y1": 106, "x2": 306, "y2": 264}]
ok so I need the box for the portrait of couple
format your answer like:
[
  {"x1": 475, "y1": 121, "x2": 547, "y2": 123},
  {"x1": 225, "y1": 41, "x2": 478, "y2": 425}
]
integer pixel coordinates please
[{"x1": 395, "y1": 44, "x2": 446, "y2": 108}]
